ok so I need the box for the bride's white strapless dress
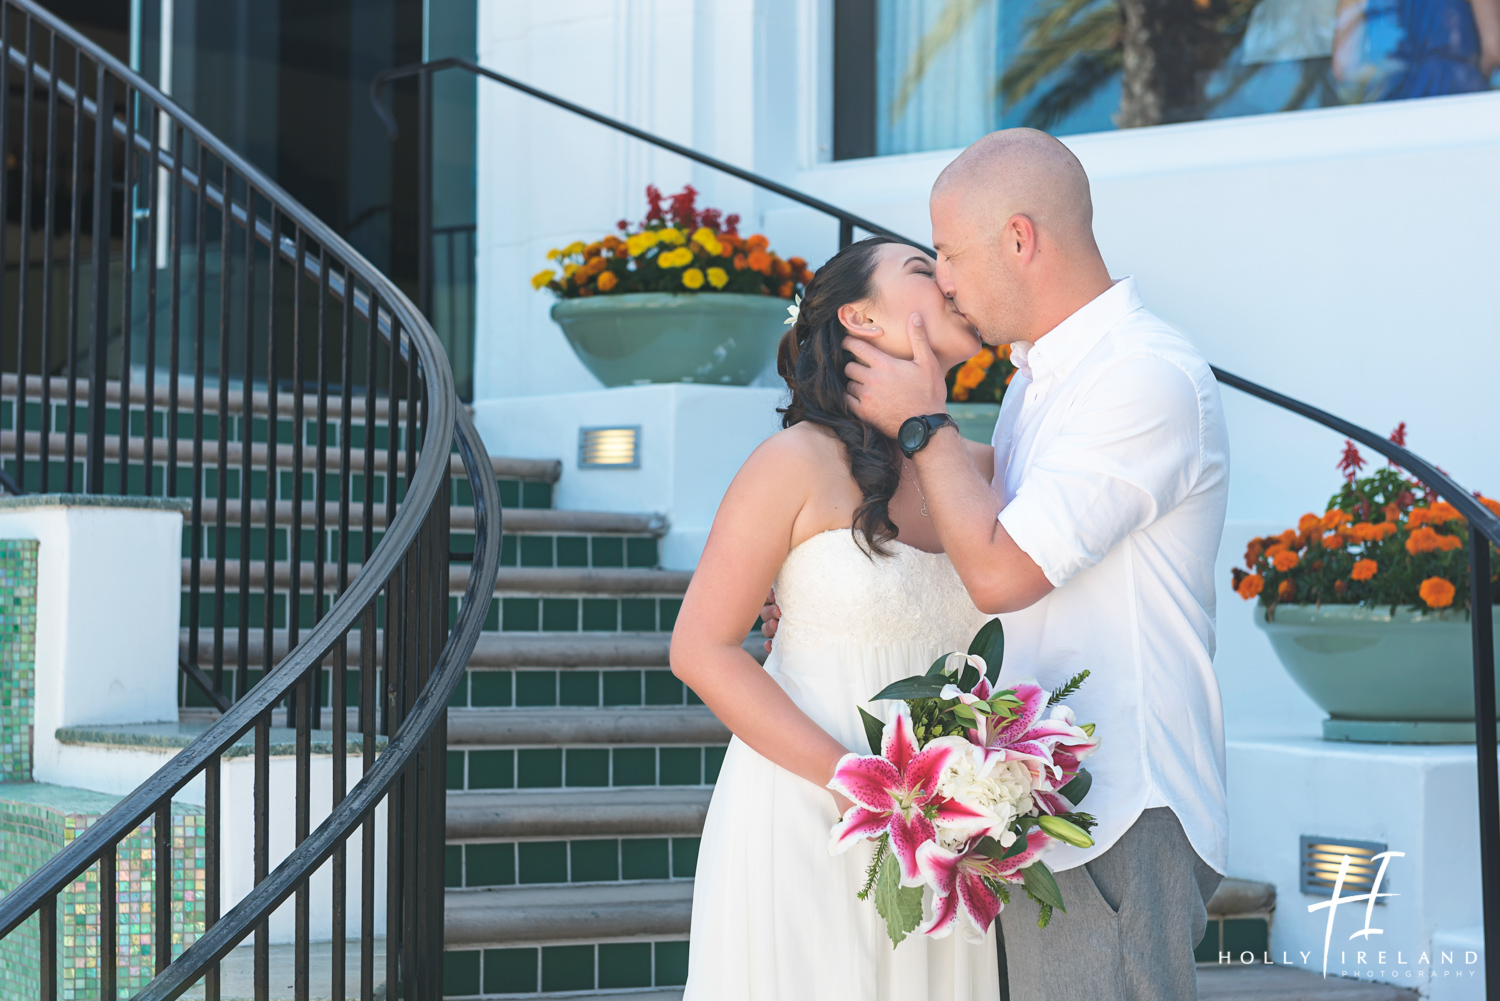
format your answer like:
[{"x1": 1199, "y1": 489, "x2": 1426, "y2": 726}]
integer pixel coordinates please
[{"x1": 683, "y1": 529, "x2": 1002, "y2": 1001}]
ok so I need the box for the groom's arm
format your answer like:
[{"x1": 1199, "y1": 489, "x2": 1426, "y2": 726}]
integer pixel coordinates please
[{"x1": 843, "y1": 316, "x2": 1053, "y2": 614}]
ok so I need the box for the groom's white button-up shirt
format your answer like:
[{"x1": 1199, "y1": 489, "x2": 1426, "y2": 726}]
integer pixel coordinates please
[{"x1": 992, "y1": 276, "x2": 1229, "y2": 874}]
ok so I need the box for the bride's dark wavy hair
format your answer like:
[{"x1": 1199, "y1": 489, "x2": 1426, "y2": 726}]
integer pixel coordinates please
[{"x1": 777, "y1": 235, "x2": 904, "y2": 557}]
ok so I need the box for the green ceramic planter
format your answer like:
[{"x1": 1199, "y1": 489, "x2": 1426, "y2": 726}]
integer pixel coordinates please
[
  {"x1": 550, "y1": 292, "x2": 791, "y2": 387},
  {"x1": 949, "y1": 402, "x2": 1000, "y2": 444},
  {"x1": 1256, "y1": 603, "x2": 1500, "y2": 742}
]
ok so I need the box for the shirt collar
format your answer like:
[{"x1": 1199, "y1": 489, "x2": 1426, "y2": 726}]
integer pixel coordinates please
[{"x1": 1009, "y1": 276, "x2": 1143, "y2": 385}]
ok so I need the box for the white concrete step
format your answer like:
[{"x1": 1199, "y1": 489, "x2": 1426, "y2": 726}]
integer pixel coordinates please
[
  {"x1": 445, "y1": 880, "x2": 693, "y2": 947},
  {"x1": 445, "y1": 708, "x2": 728, "y2": 747}
]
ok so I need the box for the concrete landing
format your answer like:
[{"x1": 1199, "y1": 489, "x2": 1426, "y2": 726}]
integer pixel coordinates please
[{"x1": 181, "y1": 940, "x2": 386, "y2": 1001}]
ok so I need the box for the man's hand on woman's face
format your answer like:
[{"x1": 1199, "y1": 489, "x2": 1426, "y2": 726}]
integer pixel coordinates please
[
  {"x1": 844, "y1": 313, "x2": 951, "y2": 436},
  {"x1": 760, "y1": 590, "x2": 781, "y2": 653}
]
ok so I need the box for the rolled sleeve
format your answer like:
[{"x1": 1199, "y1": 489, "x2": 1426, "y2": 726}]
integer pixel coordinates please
[{"x1": 998, "y1": 355, "x2": 1204, "y2": 587}]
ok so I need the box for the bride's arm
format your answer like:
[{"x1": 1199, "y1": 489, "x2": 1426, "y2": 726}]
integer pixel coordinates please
[{"x1": 670, "y1": 433, "x2": 855, "y2": 811}]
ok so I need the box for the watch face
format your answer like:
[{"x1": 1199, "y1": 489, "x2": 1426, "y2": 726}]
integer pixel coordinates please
[{"x1": 898, "y1": 417, "x2": 927, "y2": 453}]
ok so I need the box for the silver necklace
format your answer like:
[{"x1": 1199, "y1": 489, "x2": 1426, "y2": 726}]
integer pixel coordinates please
[{"x1": 902, "y1": 462, "x2": 930, "y2": 517}]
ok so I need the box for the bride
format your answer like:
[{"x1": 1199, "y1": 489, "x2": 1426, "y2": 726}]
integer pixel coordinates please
[{"x1": 670, "y1": 237, "x2": 1002, "y2": 1001}]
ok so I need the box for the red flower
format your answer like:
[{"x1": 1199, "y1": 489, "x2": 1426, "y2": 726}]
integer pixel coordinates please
[{"x1": 1338, "y1": 440, "x2": 1367, "y2": 482}]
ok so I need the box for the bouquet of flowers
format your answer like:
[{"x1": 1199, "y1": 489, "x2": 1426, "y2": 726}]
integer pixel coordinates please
[
  {"x1": 946, "y1": 344, "x2": 1017, "y2": 404},
  {"x1": 1232, "y1": 425, "x2": 1500, "y2": 614},
  {"x1": 828, "y1": 620, "x2": 1101, "y2": 946},
  {"x1": 531, "y1": 184, "x2": 813, "y2": 300}
]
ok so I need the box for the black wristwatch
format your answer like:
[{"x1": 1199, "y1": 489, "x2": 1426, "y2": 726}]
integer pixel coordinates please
[{"x1": 897, "y1": 413, "x2": 959, "y2": 458}]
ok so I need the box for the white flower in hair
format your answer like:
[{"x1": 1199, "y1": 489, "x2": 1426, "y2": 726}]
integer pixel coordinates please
[{"x1": 784, "y1": 294, "x2": 802, "y2": 326}]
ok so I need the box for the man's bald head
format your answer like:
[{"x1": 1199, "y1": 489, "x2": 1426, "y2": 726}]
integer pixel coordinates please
[
  {"x1": 928, "y1": 129, "x2": 1112, "y2": 345},
  {"x1": 932, "y1": 128, "x2": 1096, "y2": 252}
]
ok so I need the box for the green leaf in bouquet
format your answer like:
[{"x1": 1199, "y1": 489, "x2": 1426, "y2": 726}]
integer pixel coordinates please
[
  {"x1": 873, "y1": 853, "x2": 924, "y2": 947},
  {"x1": 1057, "y1": 768, "x2": 1092, "y2": 807},
  {"x1": 968, "y1": 619, "x2": 1005, "y2": 685},
  {"x1": 1021, "y1": 861, "x2": 1067, "y2": 917},
  {"x1": 859, "y1": 707, "x2": 886, "y2": 756},
  {"x1": 1046, "y1": 669, "x2": 1090, "y2": 707},
  {"x1": 869, "y1": 675, "x2": 951, "y2": 702},
  {"x1": 857, "y1": 834, "x2": 889, "y2": 901},
  {"x1": 949, "y1": 704, "x2": 980, "y2": 727},
  {"x1": 926, "y1": 652, "x2": 959, "y2": 677},
  {"x1": 1080, "y1": 722, "x2": 1096, "y2": 736}
]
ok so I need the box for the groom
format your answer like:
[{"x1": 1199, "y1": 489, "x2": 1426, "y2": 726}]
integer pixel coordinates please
[{"x1": 771, "y1": 129, "x2": 1230, "y2": 999}]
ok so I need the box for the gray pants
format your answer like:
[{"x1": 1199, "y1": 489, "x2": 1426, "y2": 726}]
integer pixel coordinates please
[{"x1": 998, "y1": 808, "x2": 1221, "y2": 1001}]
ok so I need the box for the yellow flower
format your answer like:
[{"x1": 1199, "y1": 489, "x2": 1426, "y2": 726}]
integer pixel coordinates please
[
  {"x1": 691, "y1": 227, "x2": 723, "y2": 256},
  {"x1": 706, "y1": 267, "x2": 729, "y2": 289},
  {"x1": 546, "y1": 248, "x2": 563, "y2": 261},
  {"x1": 563, "y1": 240, "x2": 586, "y2": 256},
  {"x1": 656, "y1": 227, "x2": 686, "y2": 245},
  {"x1": 657, "y1": 247, "x2": 694, "y2": 269},
  {"x1": 682, "y1": 268, "x2": 705, "y2": 290},
  {"x1": 626, "y1": 231, "x2": 660, "y2": 257},
  {"x1": 563, "y1": 262, "x2": 580, "y2": 277},
  {"x1": 530, "y1": 269, "x2": 554, "y2": 290}
]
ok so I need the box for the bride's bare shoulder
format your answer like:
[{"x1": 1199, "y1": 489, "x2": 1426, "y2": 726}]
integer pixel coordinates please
[{"x1": 746, "y1": 420, "x2": 845, "y2": 470}]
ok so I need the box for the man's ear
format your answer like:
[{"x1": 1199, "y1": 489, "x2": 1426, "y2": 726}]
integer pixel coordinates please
[
  {"x1": 1005, "y1": 214, "x2": 1038, "y2": 264},
  {"x1": 837, "y1": 302, "x2": 882, "y2": 339}
]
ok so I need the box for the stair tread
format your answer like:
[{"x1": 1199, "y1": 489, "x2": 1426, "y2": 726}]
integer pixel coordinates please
[
  {"x1": 1206, "y1": 877, "x2": 1275, "y2": 916},
  {"x1": 1196, "y1": 963, "x2": 1417, "y2": 1000},
  {"x1": 184, "y1": 630, "x2": 676, "y2": 668},
  {"x1": 447, "y1": 707, "x2": 729, "y2": 746},
  {"x1": 202, "y1": 501, "x2": 663, "y2": 534},
  {"x1": 182, "y1": 561, "x2": 692, "y2": 595},
  {"x1": 445, "y1": 879, "x2": 693, "y2": 946},
  {"x1": 447, "y1": 787, "x2": 712, "y2": 839}
]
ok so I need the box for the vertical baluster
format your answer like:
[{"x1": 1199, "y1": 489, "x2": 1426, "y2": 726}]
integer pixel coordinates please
[
  {"x1": 153, "y1": 803, "x2": 171, "y2": 974},
  {"x1": 361, "y1": 290, "x2": 379, "y2": 734},
  {"x1": 238, "y1": 185, "x2": 256, "y2": 703},
  {"x1": 294, "y1": 669, "x2": 311, "y2": 1001},
  {"x1": 143, "y1": 96, "x2": 158, "y2": 497},
  {"x1": 167, "y1": 123, "x2": 183, "y2": 495},
  {"x1": 205, "y1": 754, "x2": 221, "y2": 1001},
  {"x1": 213, "y1": 157, "x2": 231, "y2": 701},
  {"x1": 188, "y1": 137, "x2": 207, "y2": 686},
  {"x1": 63, "y1": 46, "x2": 82, "y2": 491},
  {"x1": 262, "y1": 208, "x2": 279, "y2": 701},
  {"x1": 17, "y1": 19, "x2": 33, "y2": 492},
  {"x1": 38, "y1": 32, "x2": 57, "y2": 493},
  {"x1": 39, "y1": 895, "x2": 56, "y2": 1001},
  {"x1": 288, "y1": 229, "x2": 306, "y2": 724},
  {"x1": 359, "y1": 296, "x2": 379, "y2": 1001},
  {"x1": 254, "y1": 714, "x2": 270, "y2": 1001},
  {"x1": 332, "y1": 266, "x2": 354, "y2": 1001},
  {"x1": 381, "y1": 326, "x2": 400, "y2": 738},
  {"x1": 0, "y1": 7, "x2": 10, "y2": 492},
  {"x1": 85, "y1": 64, "x2": 114, "y2": 493},
  {"x1": 100, "y1": 845, "x2": 117, "y2": 1001},
  {"x1": 313, "y1": 245, "x2": 328, "y2": 731},
  {"x1": 117, "y1": 82, "x2": 134, "y2": 495}
]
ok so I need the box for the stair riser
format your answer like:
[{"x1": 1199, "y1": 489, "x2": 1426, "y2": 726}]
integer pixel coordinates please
[
  {"x1": 445, "y1": 837, "x2": 699, "y2": 889},
  {"x1": 447, "y1": 746, "x2": 726, "y2": 793},
  {"x1": 444, "y1": 939, "x2": 688, "y2": 999},
  {"x1": 449, "y1": 669, "x2": 700, "y2": 710}
]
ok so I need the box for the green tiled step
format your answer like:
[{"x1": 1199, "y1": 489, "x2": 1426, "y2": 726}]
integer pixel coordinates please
[
  {"x1": 204, "y1": 499, "x2": 650, "y2": 534},
  {"x1": 1194, "y1": 878, "x2": 1276, "y2": 964},
  {"x1": 446, "y1": 880, "x2": 693, "y2": 949},
  {"x1": 450, "y1": 667, "x2": 701, "y2": 709},
  {"x1": 446, "y1": 708, "x2": 728, "y2": 792},
  {"x1": 447, "y1": 788, "x2": 711, "y2": 841},
  {"x1": 445, "y1": 834, "x2": 700, "y2": 888},
  {"x1": 181, "y1": 564, "x2": 690, "y2": 596},
  {"x1": 443, "y1": 933, "x2": 688, "y2": 998}
]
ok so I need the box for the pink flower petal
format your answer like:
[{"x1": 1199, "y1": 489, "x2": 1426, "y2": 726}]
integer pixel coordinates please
[
  {"x1": 971, "y1": 677, "x2": 993, "y2": 701},
  {"x1": 991, "y1": 682, "x2": 1048, "y2": 744},
  {"x1": 927, "y1": 795, "x2": 990, "y2": 829},
  {"x1": 829, "y1": 753, "x2": 902, "y2": 811},
  {"x1": 995, "y1": 830, "x2": 1052, "y2": 877},
  {"x1": 916, "y1": 840, "x2": 962, "y2": 897},
  {"x1": 882, "y1": 709, "x2": 920, "y2": 775},
  {"x1": 904, "y1": 742, "x2": 959, "y2": 802},
  {"x1": 888, "y1": 810, "x2": 936, "y2": 885},
  {"x1": 919, "y1": 878, "x2": 960, "y2": 938},
  {"x1": 956, "y1": 868, "x2": 1002, "y2": 942},
  {"x1": 828, "y1": 806, "x2": 892, "y2": 853}
]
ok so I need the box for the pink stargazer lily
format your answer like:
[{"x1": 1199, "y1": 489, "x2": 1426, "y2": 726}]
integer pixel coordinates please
[
  {"x1": 960, "y1": 678, "x2": 1100, "y2": 815},
  {"x1": 917, "y1": 829, "x2": 1051, "y2": 943},
  {"x1": 828, "y1": 708, "x2": 988, "y2": 884}
]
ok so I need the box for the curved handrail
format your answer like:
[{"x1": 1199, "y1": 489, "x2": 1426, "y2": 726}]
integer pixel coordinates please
[{"x1": 0, "y1": 3, "x2": 503, "y2": 989}]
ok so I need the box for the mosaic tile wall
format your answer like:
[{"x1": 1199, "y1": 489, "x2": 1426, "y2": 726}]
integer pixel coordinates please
[
  {"x1": 0, "y1": 792, "x2": 205, "y2": 1001},
  {"x1": 0, "y1": 541, "x2": 38, "y2": 782}
]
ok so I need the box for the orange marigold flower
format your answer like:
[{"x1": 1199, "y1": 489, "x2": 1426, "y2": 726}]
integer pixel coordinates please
[
  {"x1": 745, "y1": 234, "x2": 770, "y2": 252},
  {"x1": 1279, "y1": 529, "x2": 1298, "y2": 546},
  {"x1": 777, "y1": 281, "x2": 794, "y2": 297},
  {"x1": 1406, "y1": 526, "x2": 1442, "y2": 555},
  {"x1": 1436, "y1": 533, "x2": 1464, "y2": 551},
  {"x1": 1272, "y1": 549, "x2": 1300, "y2": 572},
  {"x1": 733, "y1": 254, "x2": 748, "y2": 270},
  {"x1": 1277, "y1": 579, "x2": 1297, "y2": 601},
  {"x1": 1236, "y1": 574, "x2": 1264, "y2": 600},
  {"x1": 747, "y1": 250, "x2": 772, "y2": 274},
  {"x1": 1298, "y1": 513, "x2": 1322, "y2": 534},
  {"x1": 1244, "y1": 538, "x2": 1265, "y2": 568},
  {"x1": 772, "y1": 257, "x2": 792, "y2": 280},
  {"x1": 1383, "y1": 503, "x2": 1402, "y2": 522},
  {"x1": 1407, "y1": 508, "x2": 1428, "y2": 528},
  {"x1": 787, "y1": 256, "x2": 807, "y2": 270},
  {"x1": 1373, "y1": 521, "x2": 1398, "y2": 539},
  {"x1": 1321, "y1": 532, "x2": 1346, "y2": 549},
  {"x1": 1427, "y1": 501, "x2": 1463, "y2": 523},
  {"x1": 1321, "y1": 509, "x2": 1351, "y2": 531},
  {"x1": 1334, "y1": 579, "x2": 1347, "y2": 595},
  {"x1": 596, "y1": 270, "x2": 618, "y2": 292},
  {"x1": 1351, "y1": 559, "x2": 1377, "y2": 581},
  {"x1": 1481, "y1": 495, "x2": 1500, "y2": 518},
  {"x1": 1419, "y1": 576, "x2": 1456, "y2": 608}
]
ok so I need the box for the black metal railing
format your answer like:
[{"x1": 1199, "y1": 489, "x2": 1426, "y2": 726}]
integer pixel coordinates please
[
  {"x1": 0, "y1": 4, "x2": 500, "y2": 1001},
  {"x1": 372, "y1": 55, "x2": 1500, "y2": 995}
]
